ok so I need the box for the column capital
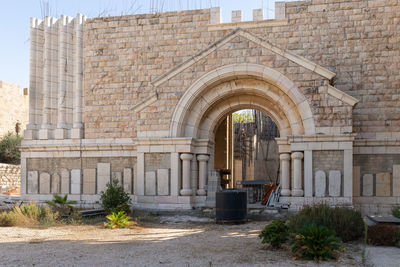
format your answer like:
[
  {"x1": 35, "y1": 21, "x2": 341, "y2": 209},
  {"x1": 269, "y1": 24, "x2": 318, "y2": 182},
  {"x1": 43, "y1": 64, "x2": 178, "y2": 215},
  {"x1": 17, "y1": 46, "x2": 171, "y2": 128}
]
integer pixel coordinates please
[
  {"x1": 279, "y1": 153, "x2": 290, "y2": 161},
  {"x1": 197, "y1": 154, "x2": 210, "y2": 162},
  {"x1": 180, "y1": 153, "x2": 193, "y2": 161},
  {"x1": 291, "y1": 151, "x2": 304, "y2": 160}
]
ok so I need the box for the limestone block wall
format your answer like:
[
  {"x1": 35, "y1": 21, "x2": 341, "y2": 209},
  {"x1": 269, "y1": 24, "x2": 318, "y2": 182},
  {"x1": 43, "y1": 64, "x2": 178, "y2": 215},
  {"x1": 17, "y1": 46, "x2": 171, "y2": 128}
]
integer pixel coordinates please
[
  {"x1": 312, "y1": 150, "x2": 344, "y2": 197},
  {"x1": 0, "y1": 164, "x2": 21, "y2": 193},
  {"x1": 25, "y1": 157, "x2": 136, "y2": 203},
  {"x1": 82, "y1": 0, "x2": 400, "y2": 139},
  {"x1": 26, "y1": 14, "x2": 86, "y2": 140},
  {"x1": 353, "y1": 152, "x2": 400, "y2": 214},
  {"x1": 0, "y1": 81, "x2": 29, "y2": 137}
]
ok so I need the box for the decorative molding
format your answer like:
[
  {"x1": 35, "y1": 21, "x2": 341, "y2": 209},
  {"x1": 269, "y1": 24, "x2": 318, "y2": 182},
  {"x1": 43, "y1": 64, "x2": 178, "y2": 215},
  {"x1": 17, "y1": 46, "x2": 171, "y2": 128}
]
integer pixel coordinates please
[
  {"x1": 327, "y1": 85, "x2": 359, "y2": 107},
  {"x1": 132, "y1": 93, "x2": 158, "y2": 112}
]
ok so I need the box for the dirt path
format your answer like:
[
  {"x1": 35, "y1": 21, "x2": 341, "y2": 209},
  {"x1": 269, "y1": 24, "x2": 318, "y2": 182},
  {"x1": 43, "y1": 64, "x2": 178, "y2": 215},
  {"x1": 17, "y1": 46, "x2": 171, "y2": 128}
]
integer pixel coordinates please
[{"x1": 0, "y1": 221, "x2": 363, "y2": 266}]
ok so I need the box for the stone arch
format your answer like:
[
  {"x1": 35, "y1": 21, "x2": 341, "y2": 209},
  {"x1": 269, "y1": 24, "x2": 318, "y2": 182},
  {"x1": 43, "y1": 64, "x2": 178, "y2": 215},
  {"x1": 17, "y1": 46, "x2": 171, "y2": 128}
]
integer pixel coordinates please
[{"x1": 170, "y1": 63, "x2": 315, "y2": 138}]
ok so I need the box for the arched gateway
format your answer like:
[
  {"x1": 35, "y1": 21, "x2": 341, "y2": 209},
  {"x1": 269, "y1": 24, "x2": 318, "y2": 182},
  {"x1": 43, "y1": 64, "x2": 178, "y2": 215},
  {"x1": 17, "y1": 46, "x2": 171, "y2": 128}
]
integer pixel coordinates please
[{"x1": 169, "y1": 63, "x2": 317, "y2": 203}]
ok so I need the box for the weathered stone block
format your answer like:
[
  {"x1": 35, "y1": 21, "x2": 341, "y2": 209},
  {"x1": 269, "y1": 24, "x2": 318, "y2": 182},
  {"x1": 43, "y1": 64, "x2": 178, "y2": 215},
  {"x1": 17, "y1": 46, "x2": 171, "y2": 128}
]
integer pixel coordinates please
[
  {"x1": 363, "y1": 174, "x2": 373, "y2": 197},
  {"x1": 60, "y1": 169, "x2": 70, "y2": 194},
  {"x1": 112, "y1": 172, "x2": 122, "y2": 185},
  {"x1": 145, "y1": 171, "x2": 156, "y2": 196},
  {"x1": 27, "y1": 171, "x2": 38, "y2": 194},
  {"x1": 97, "y1": 163, "x2": 111, "y2": 194},
  {"x1": 328, "y1": 170, "x2": 341, "y2": 197},
  {"x1": 123, "y1": 168, "x2": 132, "y2": 194},
  {"x1": 157, "y1": 168, "x2": 170, "y2": 196},
  {"x1": 394, "y1": 165, "x2": 400, "y2": 197},
  {"x1": 83, "y1": 169, "x2": 96, "y2": 195},
  {"x1": 315, "y1": 170, "x2": 326, "y2": 197},
  {"x1": 71, "y1": 169, "x2": 81, "y2": 194},
  {"x1": 51, "y1": 173, "x2": 61, "y2": 194},
  {"x1": 376, "y1": 173, "x2": 390, "y2": 197},
  {"x1": 39, "y1": 172, "x2": 51, "y2": 194},
  {"x1": 353, "y1": 166, "x2": 360, "y2": 197}
]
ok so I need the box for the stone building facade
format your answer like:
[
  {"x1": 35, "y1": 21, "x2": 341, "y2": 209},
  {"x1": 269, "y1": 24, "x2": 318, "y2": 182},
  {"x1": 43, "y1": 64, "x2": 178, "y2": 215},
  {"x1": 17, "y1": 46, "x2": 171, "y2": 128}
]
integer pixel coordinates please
[
  {"x1": 0, "y1": 81, "x2": 29, "y2": 137},
  {"x1": 21, "y1": 0, "x2": 400, "y2": 214}
]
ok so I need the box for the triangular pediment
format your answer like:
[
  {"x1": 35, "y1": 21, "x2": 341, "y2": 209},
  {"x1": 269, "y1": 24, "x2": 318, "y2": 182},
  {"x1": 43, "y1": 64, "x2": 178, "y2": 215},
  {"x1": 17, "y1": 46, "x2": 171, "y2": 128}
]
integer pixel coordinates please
[
  {"x1": 152, "y1": 28, "x2": 336, "y2": 87},
  {"x1": 151, "y1": 28, "x2": 358, "y2": 106}
]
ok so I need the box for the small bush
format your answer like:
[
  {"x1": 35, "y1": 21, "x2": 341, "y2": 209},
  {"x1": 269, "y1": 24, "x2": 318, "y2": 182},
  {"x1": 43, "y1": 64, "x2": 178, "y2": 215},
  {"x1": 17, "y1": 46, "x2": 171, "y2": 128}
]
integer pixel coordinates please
[
  {"x1": 46, "y1": 194, "x2": 77, "y2": 216},
  {"x1": 0, "y1": 211, "x2": 18, "y2": 226},
  {"x1": 287, "y1": 204, "x2": 364, "y2": 242},
  {"x1": 104, "y1": 211, "x2": 135, "y2": 229},
  {"x1": 392, "y1": 206, "x2": 400, "y2": 219},
  {"x1": 259, "y1": 220, "x2": 289, "y2": 249},
  {"x1": 19, "y1": 204, "x2": 42, "y2": 220},
  {"x1": 101, "y1": 179, "x2": 132, "y2": 214},
  {"x1": 367, "y1": 224, "x2": 400, "y2": 247},
  {"x1": 291, "y1": 224, "x2": 342, "y2": 262},
  {"x1": 0, "y1": 132, "x2": 23, "y2": 164},
  {"x1": 0, "y1": 204, "x2": 59, "y2": 227}
]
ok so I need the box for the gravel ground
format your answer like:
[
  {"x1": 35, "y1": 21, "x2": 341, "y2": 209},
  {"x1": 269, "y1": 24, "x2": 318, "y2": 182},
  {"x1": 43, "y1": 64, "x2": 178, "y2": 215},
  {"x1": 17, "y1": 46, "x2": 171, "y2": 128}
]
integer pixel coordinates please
[{"x1": 0, "y1": 220, "x2": 370, "y2": 266}]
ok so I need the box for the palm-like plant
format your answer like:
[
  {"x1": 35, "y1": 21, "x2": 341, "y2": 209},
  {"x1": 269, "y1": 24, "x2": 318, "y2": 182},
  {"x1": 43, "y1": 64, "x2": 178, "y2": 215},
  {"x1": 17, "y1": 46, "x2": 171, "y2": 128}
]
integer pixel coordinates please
[
  {"x1": 104, "y1": 211, "x2": 135, "y2": 229},
  {"x1": 291, "y1": 224, "x2": 342, "y2": 262},
  {"x1": 45, "y1": 194, "x2": 77, "y2": 216}
]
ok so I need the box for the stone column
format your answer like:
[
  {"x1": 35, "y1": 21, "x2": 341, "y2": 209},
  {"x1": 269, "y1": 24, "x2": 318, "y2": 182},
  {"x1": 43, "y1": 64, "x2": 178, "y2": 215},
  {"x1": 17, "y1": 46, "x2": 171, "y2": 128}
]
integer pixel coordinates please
[
  {"x1": 197, "y1": 154, "x2": 209, "y2": 196},
  {"x1": 180, "y1": 153, "x2": 193, "y2": 196},
  {"x1": 291, "y1": 152, "x2": 304, "y2": 197},
  {"x1": 280, "y1": 153, "x2": 291, "y2": 196}
]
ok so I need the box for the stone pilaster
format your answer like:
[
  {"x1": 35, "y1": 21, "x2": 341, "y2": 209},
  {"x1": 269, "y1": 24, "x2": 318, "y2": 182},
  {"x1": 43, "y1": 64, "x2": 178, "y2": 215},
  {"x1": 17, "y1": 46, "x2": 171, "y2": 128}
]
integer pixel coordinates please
[
  {"x1": 291, "y1": 151, "x2": 304, "y2": 197},
  {"x1": 280, "y1": 153, "x2": 291, "y2": 196},
  {"x1": 25, "y1": 18, "x2": 39, "y2": 140},
  {"x1": 55, "y1": 15, "x2": 69, "y2": 139},
  {"x1": 39, "y1": 17, "x2": 53, "y2": 140},
  {"x1": 180, "y1": 153, "x2": 193, "y2": 196},
  {"x1": 197, "y1": 154, "x2": 209, "y2": 196},
  {"x1": 71, "y1": 14, "x2": 85, "y2": 139}
]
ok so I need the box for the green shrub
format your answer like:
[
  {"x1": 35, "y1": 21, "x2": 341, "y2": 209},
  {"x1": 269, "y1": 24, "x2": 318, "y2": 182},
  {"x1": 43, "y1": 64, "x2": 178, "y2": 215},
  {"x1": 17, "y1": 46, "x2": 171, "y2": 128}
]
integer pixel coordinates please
[
  {"x1": 287, "y1": 204, "x2": 364, "y2": 242},
  {"x1": 259, "y1": 220, "x2": 289, "y2": 249},
  {"x1": 104, "y1": 211, "x2": 135, "y2": 229},
  {"x1": 291, "y1": 224, "x2": 342, "y2": 262},
  {"x1": 46, "y1": 194, "x2": 77, "y2": 216},
  {"x1": 0, "y1": 132, "x2": 23, "y2": 164},
  {"x1": 367, "y1": 224, "x2": 400, "y2": 247},
  {"x1": 100, "y1": 179, "x2": 132, "y2": 214},
  {"x1": 392, "y1": 206, "x2": 400, "y2": 219}
]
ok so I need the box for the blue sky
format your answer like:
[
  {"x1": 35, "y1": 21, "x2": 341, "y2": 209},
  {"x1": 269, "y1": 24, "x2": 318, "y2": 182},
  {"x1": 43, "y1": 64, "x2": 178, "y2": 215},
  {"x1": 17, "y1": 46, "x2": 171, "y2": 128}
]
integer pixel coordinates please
[{"x1": 0, "y1": 0, "x2": 289, "y2": 88}]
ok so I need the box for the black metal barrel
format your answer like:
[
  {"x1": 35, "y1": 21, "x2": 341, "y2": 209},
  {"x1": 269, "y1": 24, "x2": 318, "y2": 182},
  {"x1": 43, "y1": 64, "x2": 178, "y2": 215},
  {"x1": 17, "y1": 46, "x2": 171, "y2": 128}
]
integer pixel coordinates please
[{"x1": 216, "y1": 189, "x2": 247, "y2": 224}]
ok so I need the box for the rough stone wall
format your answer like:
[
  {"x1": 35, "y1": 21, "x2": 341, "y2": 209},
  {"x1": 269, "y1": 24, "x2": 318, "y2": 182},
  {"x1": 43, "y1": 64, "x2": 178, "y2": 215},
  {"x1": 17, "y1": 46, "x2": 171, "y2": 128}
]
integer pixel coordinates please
[
  {"x1": 0, "y1": 163, "x2": 21, "y2": 193},
  {"x1": 27, "y1": 157, "x2": 137, "y2": 173},
  {"x1": 0, "y1": 81, "x2": 29, "y2": 137},
  {"x1": 83, "y1": 0, "x2": 400, "y2": 139},
  {"x1": 354, "y1": 154, "x2": 400, "y2": 176},
  {"x1": 144, "y1": 153, "x2": 171, "y2": 172},
  {"x1": 313, "y1": 150, "x2": 344, "y2": 176},
  {"x1": 354, "y1": 154, "x2": 400, "y2": 198}
]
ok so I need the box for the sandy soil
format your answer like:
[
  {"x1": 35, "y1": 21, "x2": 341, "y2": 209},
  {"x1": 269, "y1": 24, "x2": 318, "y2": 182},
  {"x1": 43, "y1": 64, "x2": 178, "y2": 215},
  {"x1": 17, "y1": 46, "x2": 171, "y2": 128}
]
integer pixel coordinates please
[{"x1": 0, "y1": 220, "x2": 364, "y2": 266}]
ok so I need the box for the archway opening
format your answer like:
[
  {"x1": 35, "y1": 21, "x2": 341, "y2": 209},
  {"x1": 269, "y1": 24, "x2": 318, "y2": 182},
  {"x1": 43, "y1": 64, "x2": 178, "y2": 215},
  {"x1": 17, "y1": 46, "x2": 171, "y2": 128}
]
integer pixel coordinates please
[{"x1": 214, "y1": 109, "x2": 280, "y2": 204}]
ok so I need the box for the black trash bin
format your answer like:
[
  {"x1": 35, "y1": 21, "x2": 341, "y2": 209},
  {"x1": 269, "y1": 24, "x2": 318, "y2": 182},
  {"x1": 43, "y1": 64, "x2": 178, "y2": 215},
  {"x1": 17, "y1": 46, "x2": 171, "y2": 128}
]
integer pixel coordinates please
[{"x1": 216, "y1": 189, "x2": 247, "y2": 224}]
